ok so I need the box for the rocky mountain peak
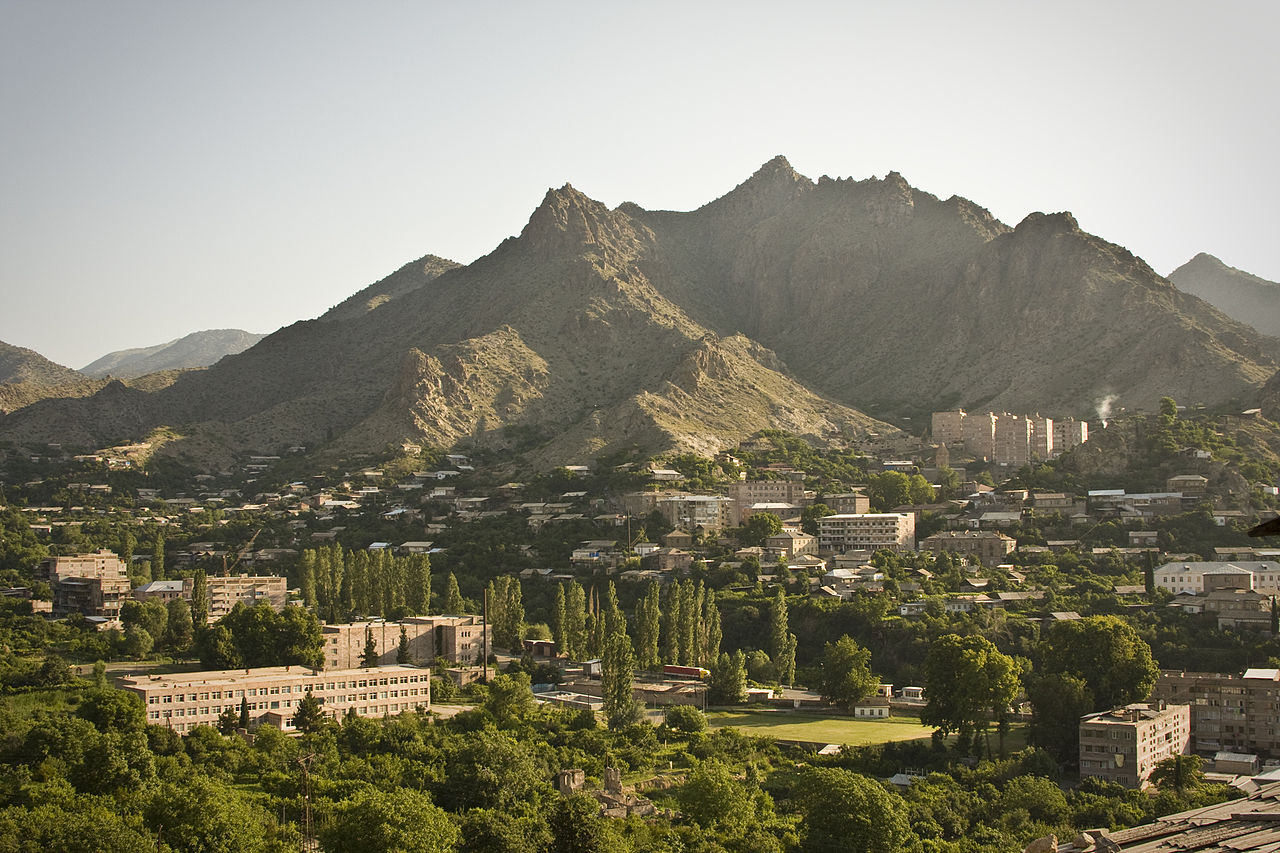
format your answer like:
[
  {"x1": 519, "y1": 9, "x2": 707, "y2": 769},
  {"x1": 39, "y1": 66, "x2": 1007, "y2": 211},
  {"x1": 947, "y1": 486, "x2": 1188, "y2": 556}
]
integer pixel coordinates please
[
  {"x1": 1014, "y1": 211, "x2": 1081, "y2": 235},
  {"x1": 519, "y1": 183, "x2": 647, "y2": 262}
]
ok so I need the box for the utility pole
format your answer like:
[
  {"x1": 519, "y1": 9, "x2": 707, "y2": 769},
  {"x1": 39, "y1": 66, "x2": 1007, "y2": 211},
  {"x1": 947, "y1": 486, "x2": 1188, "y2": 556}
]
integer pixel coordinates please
[{"x1": 298, "y1": 753, "x2": 316, "y2": 850}]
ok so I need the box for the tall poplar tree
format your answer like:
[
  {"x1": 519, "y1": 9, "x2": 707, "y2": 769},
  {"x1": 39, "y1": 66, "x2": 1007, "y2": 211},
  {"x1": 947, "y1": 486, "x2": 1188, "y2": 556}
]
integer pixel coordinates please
[
  {"x1": 190, "y1": 570, "x2": 208, "y2": 626},
  {"x1": 635, "y1": 581, "x2": 661, "y2": 671},
  {"x1": 602, "y1": 616, "x2": 639, "y2": 729},
  {"x1": 564, "y1": 582, "x2": 588, "y2": 660},
  {"x1": 153, "y1": 534, "x2": 165, "y2": 581},
  {"x1": 350, "y1": 550, "x2": 371, "y2": 617},
  {"x1": 552, "y1": 583, "x2": 567, "y2": 653},
  {"x1": 770, "y1": 588, "x2": 796, "y2": 685},
  {"x1": 444, "y1": 573, "x2": 464, "y2": 615},
  {"x1": 661, "y1": 584, "x2": 681, "y2": 665},
  {"x1": 702, "y1": 589, "x2": 722, "y2": 667},
  {"x1": 299, "y1": 550, "x2": 318, "y2": 608},
  {"x1": 406, "y1": 553, "x2": 431, "y2": 615}
]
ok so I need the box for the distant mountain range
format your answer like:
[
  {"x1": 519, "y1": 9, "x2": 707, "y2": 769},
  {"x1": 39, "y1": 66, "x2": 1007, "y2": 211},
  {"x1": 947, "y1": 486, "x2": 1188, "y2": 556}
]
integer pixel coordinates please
[
  {"x1": 1168, "y1": 253, "x2": 1280, "y2": 339},
  {"x1": 2, "y1": 156, "x2": 1278, "y2": 468},
  {"x1": 80, "y1": 329, "x2": 266, "y2": 379}
]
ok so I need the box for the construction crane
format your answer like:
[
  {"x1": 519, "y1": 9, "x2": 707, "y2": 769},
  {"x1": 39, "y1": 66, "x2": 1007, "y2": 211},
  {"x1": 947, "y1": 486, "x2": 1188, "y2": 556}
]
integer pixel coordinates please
[{"x1": 221, "y1": 528, "x2": 262, "y2": 576}]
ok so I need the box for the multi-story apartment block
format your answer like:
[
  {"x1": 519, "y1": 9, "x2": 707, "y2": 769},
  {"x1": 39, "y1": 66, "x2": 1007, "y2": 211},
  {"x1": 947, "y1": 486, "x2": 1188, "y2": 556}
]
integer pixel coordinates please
[
  {"x1": 322, "y1": 616, "x2": 485, "y2": 669},
  {"x1": 918, "y1": 530, "x2": 1016, "y2": 564},
  {"x1": 200, "y1": 574, "x2": 288, "y2": 622},
  {"x1": 1152, "y1": 668, "x2": 1280, "y2": 757},
  {"x1": 1053, "y1": 418, "x2": 1089, "y2": 454},
  {"x1": 42, "y1": 550, "x2": 132, "y2": 619},
  {"x1": 826, "y1": 492, "x2": 871, "y2": 515},
  {"x1": 994, "y1": 414, "x2": 1034, "y2": 467},
  {"x1": 931, "y1": 410, "x2": 967, "y2": 445},
  {"x1": 817, "y1": 513, "x2": 915, "y2": 554},
  {"x1": 728, "y1": 479, "x2": 808, "y2": 525},
  {"x1": 1155, "y1": 561, "x2": 1280, "y2": 595},
  {"x1": 655, "y1": 494, "x2": 732, "y2": 532},
  {"x1": 1167, "y1": 474, "x2": 1209, "y2": 499},
  {"x1": 1078, "y1": 701, "x2": 1191, "y2": 788},
  {"x1": 1029, "y1": 416, "x2": 1054, "y2": 461},
  {"x1": 962, "y1": 412, "x2": 998, "y2": 461},
  {"x1": 122, "y1": 664, "x2": 430, "y2": 734}
]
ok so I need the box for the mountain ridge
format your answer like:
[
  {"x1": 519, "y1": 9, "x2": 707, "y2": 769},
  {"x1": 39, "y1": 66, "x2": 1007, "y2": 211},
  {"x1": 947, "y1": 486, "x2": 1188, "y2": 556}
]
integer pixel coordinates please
[{"x1": 2, "y1": 159, "x2": 1277, "y2": 469}]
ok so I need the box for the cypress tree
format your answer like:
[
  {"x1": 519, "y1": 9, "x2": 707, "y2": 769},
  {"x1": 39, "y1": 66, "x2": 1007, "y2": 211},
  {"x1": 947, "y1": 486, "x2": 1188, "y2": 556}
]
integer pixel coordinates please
[
  {"x1": 397, "y1": 625, "x2": 411, "y2": 664},
  {"x1": 602, "y1": 617, "x2": 639, "y2": 729},
  {"x1": 362, "y1": 626, "x2": 379, "y2": 667}
]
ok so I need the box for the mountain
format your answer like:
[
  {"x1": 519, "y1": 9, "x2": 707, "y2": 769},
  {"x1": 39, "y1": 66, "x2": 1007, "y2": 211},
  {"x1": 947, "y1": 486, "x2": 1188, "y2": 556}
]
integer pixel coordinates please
[
  {"x1": 80, "y1": 329, "x2": 267, "y2": 379},
  {"x1": 2, "y1": 157, "x2": 1277, "y2": 468},
  {"x1": 0, "y1": 341, "x2": 102, "y2": 415},
  {"x1": 1168, "y1": 253, "x2": 1280, "y2": 338}
]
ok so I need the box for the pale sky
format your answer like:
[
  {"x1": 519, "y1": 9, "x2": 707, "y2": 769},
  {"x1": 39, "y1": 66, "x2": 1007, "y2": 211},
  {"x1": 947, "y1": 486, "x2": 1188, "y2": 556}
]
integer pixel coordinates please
[{"x1": 2, "y1": 1, "x2": 1277, "y2": 370}]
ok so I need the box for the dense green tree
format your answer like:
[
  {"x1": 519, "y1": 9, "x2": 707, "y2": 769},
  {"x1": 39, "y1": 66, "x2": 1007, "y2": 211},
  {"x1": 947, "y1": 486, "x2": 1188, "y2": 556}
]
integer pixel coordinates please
[
  {"x1": 164, "y1": 597, "x2": 194, "y2": 651},
  {"x1": 866, "y1": 471, "x2": 911, "y2": 511},
  {"x1": 792, "y1": 767, "x2": 911, "y2": 853},
  {"x1": 291, "y1": 690, "x2": 326, "y2": 733},
  {"x1": 678, "y1": 760, "x2": 754, "y2": 829},
  {"x1": 547, "y1": 792, "x2": 615, "y2": 853},
  {"x1": 817, "y1": 635, "x2": 879, "y2": 710},
  {"x1": 664, "y1": 704, "x2": 707, "y2": 733},
  {"x1": 740, "y1": 512, "x2": 784, "y2": 547},
  {"x1": 1026, "y1": 672, "x2": 1094, "y2": 765},
  {"x1": 406, "y1": 553, "x2": 431, "y2": 615},
  {"x1": 298, "y1": 550, "x2": 318, "y2": 609},
  {"x1": 907, "y1": 473, "x2": 935, "y2": 505},
  {"x1": 800, "y1": 502, "x2": 835, "y2": 536},
  {"x1": 484, "y1": 671, "x2": 537, "y2": 723},
  {"x1": 1038, "y1": 615, "x2": 1158, "y2": 711},
  {"x1": 708, "y1": 650, "x2": 747, "y2": 705},
  {"x1": 362, "y1": 626, "x2": 379, "y2": 667},
  {"x1": 320, "y1": 787, "x2": 458, "y2": 853},
  {"x1": 922, "y1": 634, "x2": 1020, "y2": 755},
  {"x1": 662, "y1": 582, "x2": 682, "y2": 665}
]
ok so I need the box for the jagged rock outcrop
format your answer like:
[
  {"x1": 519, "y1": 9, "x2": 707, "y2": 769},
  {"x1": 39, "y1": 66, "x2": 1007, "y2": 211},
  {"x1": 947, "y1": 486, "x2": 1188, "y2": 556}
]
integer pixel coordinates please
[{"x1": 1169, "y1": 252, "x2": 1280, "y2": 338}]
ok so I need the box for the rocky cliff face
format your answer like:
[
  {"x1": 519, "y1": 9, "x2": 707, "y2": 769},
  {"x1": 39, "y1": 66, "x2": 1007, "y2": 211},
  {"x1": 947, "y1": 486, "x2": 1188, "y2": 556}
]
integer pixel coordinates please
[
  {"x1": 1169, "y1": 253, "x2": 1280, "y2": 338},
  {"x1": 3, "y1": 158, "x2": 1277, "y2": 467}
]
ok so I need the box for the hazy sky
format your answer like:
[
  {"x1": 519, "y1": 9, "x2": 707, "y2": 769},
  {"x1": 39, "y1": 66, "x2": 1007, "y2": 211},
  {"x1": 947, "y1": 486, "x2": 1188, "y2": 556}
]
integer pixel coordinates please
[{"x1": 3, "y1": 1, "x2": 1277, "y2": 369}]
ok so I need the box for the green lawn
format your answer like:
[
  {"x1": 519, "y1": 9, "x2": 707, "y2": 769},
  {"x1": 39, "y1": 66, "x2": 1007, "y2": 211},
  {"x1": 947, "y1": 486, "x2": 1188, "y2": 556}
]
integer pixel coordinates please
[
  {"x1": 707, "y1": 709, "x2": 1030, "y2": 752},
  {"x1": 707, "y1": 709, "x2": 936, "y2": 746}
]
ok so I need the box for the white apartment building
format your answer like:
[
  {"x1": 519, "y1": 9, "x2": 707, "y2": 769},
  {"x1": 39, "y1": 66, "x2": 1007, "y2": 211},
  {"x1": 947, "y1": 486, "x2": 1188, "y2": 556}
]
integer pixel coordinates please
[
  {"x1": 122, "y1": 664, "x2": 430, "y2": 733},
  {"x1": 1154, "y1": 561, "x2": 1280, "y2": 595},
  {"x1": 817, "y1": 513, "x2": 916, "y2": 554}
]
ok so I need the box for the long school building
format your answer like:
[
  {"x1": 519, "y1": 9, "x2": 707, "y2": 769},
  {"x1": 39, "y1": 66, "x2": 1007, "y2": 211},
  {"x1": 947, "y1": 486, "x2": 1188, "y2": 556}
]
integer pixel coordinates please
[{"x1": 121, "y1": 664, "x2": 430, "y2": 733}]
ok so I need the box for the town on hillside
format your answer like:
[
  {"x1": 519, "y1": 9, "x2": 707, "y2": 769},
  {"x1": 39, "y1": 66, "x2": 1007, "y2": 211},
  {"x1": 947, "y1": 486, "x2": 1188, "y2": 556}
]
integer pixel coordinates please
[{"x1": 4, "y1": 399, "x2": 1280, "y2": 850}]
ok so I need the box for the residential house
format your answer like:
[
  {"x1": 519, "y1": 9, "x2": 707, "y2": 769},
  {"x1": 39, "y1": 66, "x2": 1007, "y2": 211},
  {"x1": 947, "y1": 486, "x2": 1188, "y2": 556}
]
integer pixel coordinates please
[{"x1": 1078, "y1": 702, "x2": 1190, "y2": 789}]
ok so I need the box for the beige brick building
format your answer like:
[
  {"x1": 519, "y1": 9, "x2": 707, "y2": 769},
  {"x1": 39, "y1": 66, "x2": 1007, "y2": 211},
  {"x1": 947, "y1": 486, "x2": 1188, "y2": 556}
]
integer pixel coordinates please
[
  {"x1": 122, "y1": 664, "x2": 430, "y2": 733},
  {"x1": 322, "y1": 615, "x2": 485, "y2": 669},
  {"x1": 919, "y1": 530, "x2": 1016, "y2": 564},
  {"x1": 1078, "y1": 701, "x2": 1191, "y2": 788},
  {"x1": 201, "y1": 574, "x2": 289, "y2": 622}
]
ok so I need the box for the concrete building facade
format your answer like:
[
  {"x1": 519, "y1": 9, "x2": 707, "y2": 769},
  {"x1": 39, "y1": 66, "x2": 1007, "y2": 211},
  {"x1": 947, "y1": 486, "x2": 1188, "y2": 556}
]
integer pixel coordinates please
[
  {"x1": 1152, "y1": 668, "x2": 1280, "y2": 758},
  {"x1": 919, "y1": 530, "x2": 1016, "y2": 564},
  {"x1": 122, "y1": 664, "x2": 430, "y2": 733},
  {"x1": 817, "y1": 513, "x2": 915, "y2": 554},
  {"x1": 1078, "y1": 701, "x2": 1191, "y2": 788},
  {"x1": 42, "y1": 550, "x2": 131, "y2": 619},
  {"x1": 322, "y1": 615, "x2": 485, "y2": 669}
]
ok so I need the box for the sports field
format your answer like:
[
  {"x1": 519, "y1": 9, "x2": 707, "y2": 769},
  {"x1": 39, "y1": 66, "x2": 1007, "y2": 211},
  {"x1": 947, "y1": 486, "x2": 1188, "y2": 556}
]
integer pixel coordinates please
[{"x1": 707, "y1": 709, "x2": 936, "y2": 746}]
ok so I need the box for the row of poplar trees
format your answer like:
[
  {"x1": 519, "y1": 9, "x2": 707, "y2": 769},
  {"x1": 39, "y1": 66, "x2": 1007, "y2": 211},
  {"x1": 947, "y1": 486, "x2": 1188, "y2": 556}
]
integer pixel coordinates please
[
  {"x1": 299, "y1": 544, "x2": 432, "y2": 623},
  {"x1": 551, "y1": 578, "x2": 722, "y2": 671}
]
